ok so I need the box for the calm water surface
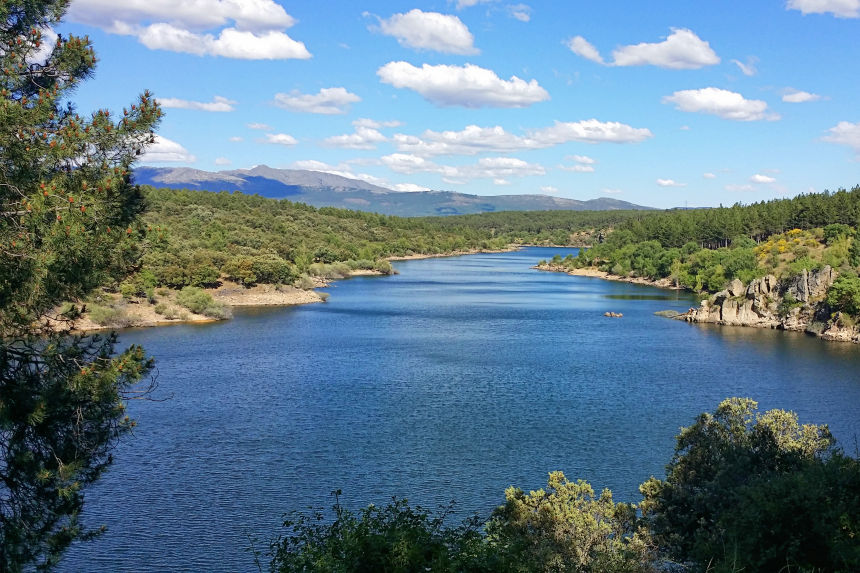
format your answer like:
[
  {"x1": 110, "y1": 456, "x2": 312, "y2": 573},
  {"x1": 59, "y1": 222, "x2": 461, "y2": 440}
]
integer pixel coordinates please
[{"x1": 61, "y1": 247, "x2": 860, "y2": 572}]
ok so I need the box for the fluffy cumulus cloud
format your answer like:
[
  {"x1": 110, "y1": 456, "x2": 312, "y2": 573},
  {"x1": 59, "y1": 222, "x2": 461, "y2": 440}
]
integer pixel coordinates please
[
  {"x1": 157, "y1": 95, "x2": 236, "y2": 112},
  {"x1": 786, "y1": 0, "x2": 860, "y2": 18},
  {"x1": 324, "y1": 120, "x2": 390, "y2": 149},
  {"x1": 662, "y1": 87, "x2": 779, "y2": 121},
  {"x1": 214, "y1": 157, "x2": 231, "y2": 166},
  {"x1": 822, "y1": 121, "x2": 860, "y2": 155},
  {"x1": 67, "y1": 0, "x2": 311, "y2": 59},
  {"x1": 140, "y1": 135, "x2": 196, "y2": 163},
  {"x1": 657, "y1": 178, "x2": 686, "y2": 187},
  {"x1": 392, "y1": 121, "x2": 649, "y2": 157},
  {"x1": 247, "y1": 122, "x2": 273, "y2": 131},
  {"x1": 377, "y1": 62, "x2": 549, "y2": 108},
  {"x1": 391, "y1": 120, "x2": 650, "y2": 157},
  {"x1": 750, "y1": 174, "x2": 776, "y2": 183},
  {"x1": 374, "y1": 9, "x2": 478, "y2": 55},
  {"x1": 263, "y1": 133, "x2": 298, "y2": 146},
  {"x1": 381, "y1": 153, "x2": 544, "y2": 182},
  {"x1": 540, "y1": 185, "x2": 559, "y2": 194},
  {"x1": 703, "y1": 172, "x2": 717, "y2": 179},
  {"x1": 568, "y1": 28, "x2": 719, "y2": 69},
  {"x1": 273, "y1": 88, "x2": 360, "y2": 115},
  {"x1": 782, "y1": 89, "x2": 822, "y2": 103}
]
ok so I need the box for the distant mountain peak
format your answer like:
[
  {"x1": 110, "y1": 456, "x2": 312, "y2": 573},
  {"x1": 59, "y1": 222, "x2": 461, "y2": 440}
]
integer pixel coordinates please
[{"x1": 135, "y1": 165, "x2": 654, "y2": 216}]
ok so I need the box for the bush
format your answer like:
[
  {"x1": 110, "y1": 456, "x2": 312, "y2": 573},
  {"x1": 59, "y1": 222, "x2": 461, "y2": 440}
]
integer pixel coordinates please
[
  {"x1": 640, "y1": 398, "x2": 840, "y2": 569},
  {"x1": 372, "y1": 259, "x2": 394, "y2": 275},
  {"x1": 176, "y1": 286, "x2": 231, "y2": 319},
  {"x1": 293, "y1": 275, "x2": 315, "y2": 290},
  {"x1": 88, "y1": 305, "x2": 131, "y2": 328},
  {"x1": 827, "y1": 274, "x2": 860, "y2": 316}
]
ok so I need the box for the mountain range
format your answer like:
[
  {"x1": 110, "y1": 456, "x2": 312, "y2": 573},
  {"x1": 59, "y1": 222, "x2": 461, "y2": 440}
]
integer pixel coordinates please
[{"x1": 134, "y1": 165, "x2": 653, "y2": 217}]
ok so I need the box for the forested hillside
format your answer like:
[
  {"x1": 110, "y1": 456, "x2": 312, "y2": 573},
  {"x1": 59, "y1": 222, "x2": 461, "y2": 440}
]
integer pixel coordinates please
[{"x1": 131, "y1": 187, "x2": 646, "y2": 291}]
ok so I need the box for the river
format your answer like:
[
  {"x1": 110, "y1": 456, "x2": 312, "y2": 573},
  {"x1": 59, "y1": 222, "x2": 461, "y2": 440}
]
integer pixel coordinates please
[{"x1": 60, "y1": 247, "x2": 860, "y2": 572}]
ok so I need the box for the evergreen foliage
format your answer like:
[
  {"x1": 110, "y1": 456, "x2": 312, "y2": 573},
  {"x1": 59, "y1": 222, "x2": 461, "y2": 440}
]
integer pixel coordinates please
[{"x1": 0, "y1": 1, "x2": 159, "y2": 569}]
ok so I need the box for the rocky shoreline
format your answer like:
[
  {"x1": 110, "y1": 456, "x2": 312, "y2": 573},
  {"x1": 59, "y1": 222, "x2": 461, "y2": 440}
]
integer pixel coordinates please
[{"x1": 537, "y1": 263, "x2": 859, "y2": 344}]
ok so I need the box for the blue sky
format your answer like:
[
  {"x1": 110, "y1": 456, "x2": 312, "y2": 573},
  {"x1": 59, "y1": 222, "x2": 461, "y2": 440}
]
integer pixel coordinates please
[{"x1": 58, "y1": 1, "x2": 860, "y2": 208}]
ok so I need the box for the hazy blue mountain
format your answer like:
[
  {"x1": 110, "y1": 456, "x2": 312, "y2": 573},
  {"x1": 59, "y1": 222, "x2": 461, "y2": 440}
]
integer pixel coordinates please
[{"x1": 135, "y1": 165, "x2": 653, "y2": 216}]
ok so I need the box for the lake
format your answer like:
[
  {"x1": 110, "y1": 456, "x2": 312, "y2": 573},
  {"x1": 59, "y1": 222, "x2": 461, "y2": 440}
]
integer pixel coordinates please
[{"x1": 61, "y1": 247, "x2": 860, "y2": 572}]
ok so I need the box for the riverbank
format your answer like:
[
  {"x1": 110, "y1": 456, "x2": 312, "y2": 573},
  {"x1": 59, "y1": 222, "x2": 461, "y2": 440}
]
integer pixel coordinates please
[
  {"x1": 535, "y1": 263, "x2": 681, "y2": 290},
  {"x1": 69, "y1": 248, "x2": 520, "y2": 332}
]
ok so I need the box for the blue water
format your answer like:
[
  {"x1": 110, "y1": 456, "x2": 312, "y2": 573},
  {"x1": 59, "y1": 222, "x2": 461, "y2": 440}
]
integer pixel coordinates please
[{"x1": 61, "y1": 247, "x2": 860, "y2": 572}]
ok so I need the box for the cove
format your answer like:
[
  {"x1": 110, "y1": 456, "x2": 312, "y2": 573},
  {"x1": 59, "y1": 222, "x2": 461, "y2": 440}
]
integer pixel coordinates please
[{"x1": 60, "y1": 247, "x2": 860, "y2": 572}]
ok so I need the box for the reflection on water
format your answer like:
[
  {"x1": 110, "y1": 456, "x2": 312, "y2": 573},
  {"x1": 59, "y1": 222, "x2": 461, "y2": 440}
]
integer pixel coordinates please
[{"x1": 60, "y1": 247, "x2": 860, "y2": 573}]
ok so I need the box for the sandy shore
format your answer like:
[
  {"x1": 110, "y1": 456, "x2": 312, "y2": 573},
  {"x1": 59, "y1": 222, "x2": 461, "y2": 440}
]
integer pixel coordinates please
[
  {"x1": 68, "y1": 249, "x2": 517, "y2": 332},
  {"x1": 537, "y1": 264, "x2": 681, "y2": 290}
]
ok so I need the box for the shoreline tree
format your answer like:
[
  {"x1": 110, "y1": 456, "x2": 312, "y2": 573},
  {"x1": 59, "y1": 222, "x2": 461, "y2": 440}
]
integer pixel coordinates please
[{"x1": 0, "y1": 1, "x2": 161, "y2": 570}]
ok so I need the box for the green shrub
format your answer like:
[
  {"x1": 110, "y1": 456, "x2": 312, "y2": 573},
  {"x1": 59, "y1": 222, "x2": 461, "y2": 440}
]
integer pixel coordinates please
[
  {"x1": 372, "y1": 259, "x2": 394, "y2": 275},
  {"x1": 293, "y1": 274, "x2": 315, "y2": 290},
  {"x1": 826, "y1": 274, "x2": 860, "y2": 316},
  {"x1": 88, "y1": 305, "x2": 130, "y2": 328},
  {"x1": 176, "y1": 286, "x2": 230, "y2": 319}
]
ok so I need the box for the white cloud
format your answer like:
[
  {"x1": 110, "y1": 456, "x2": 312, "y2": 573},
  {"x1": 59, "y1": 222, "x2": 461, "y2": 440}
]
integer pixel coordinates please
[
  {"x1": 263, "y1": 133, "x2": 298, "y2": 146},
  {"x1": 455, "y1": 0, "x2": 493, "y2": 8},
  {"x1": 569, "y1": 154, "x2": 596, "y2": 164},
  {"x1": 273, "y1": 87, "x2": 360, "y2": 115},
  {"x1": 508, "y1": 4, "x2": 532, "y2": 22},
  {"x1": 140, "y1": 135, "x2": 195, "y2": 163},
  {"x1": 568, "y1": 28, "x2": 719, "y2": 69},
  {"x1": 732, "y1": 56, "x2": 758, "y2": 76},
  {"x1": 560, "y1": 165, "x2": 595, "y2": 173},
  {"x1": 158, "y1": 95, "x2": 236, "y2": 112},
  {"x1": 229, "y1": 136, "x2": 243, "y2": 142},
  {"x1": 68, "y1": 0, "x2": 311, "y2": 59},
  {"x1": 657, "y1": 178, "x2": 686, "y2": 187},
  {"x1": 214, "y1": 157, "x2": 231, "y2": 166},
  {"x1": 786, "y1": 0, "x2": 860, "y2": 18},
  {"x1": 782, "y1": 89, "x2": 822, "y2": 103},
  {"x1": 566, "y1": 36, "x2": 604, "y2": 64},
  {"x1": 393, "y1": 183, "x2": 431, "y2": 192},
  {"x1": 540, "y1": 185, "x2": 559, "y2": 194},
  {"x1": 377, "y1": 61, "x2": 549, "y2": 108},
  {"x1": 324, "y1": 119, "x2": 401, "y2": 149},
  {"x1": 381, "y1": 153, "x2": 545, "y2": 181},
  {"x1": 247, "y1": 122, "x2": 273, "y2": 131},
  {"x1": 602, "y1": 188, "x2": 622, "y2": 195},
  {"x1": 391, "y1": 120, "x2": 649, "y2": 157},
  {"x1": 531, "y1": 119, "x2": 654, "y2": 144},
  {"x1": 393, "y1": 121, "x2": 649, "y2": 157},
  {"x1": 375, "y1": 9, "x2": 478, "y2": 55},
  {"x1": 822, "y1": 121, "x2": 860, "y2": 155},
  {"x1": 662, "y1": 87, "x2": 779, "y2": 121},
  {"x1": 703, "y1": 172, "x2": 717, "y2": 179},
  {"x1": 560, "y1": 154, "x2": 596, "y2": 173},
  {"x1": 750, "y1": 174, "x2": 776, "y2": 183},
  {"x1": 354, "y1": 118, "x2": 402, "y2": 129},
  {"x1": 324, "y1": 126, "x2": 387, "y2": 149}
]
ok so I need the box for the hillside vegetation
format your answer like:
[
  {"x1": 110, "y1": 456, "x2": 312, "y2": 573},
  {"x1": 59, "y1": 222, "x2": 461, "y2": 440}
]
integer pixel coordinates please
[{"x1": 542, "y1": 186, "x2": 860, "y2": 325}]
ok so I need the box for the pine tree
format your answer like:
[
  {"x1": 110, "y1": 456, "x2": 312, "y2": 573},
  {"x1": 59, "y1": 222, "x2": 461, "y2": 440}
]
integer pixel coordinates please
[{"x1": 0, "y1": 1, "x2": 161, "y2": 569}]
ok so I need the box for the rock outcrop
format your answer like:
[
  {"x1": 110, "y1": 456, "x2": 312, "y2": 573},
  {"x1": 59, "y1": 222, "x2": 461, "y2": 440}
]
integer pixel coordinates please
[{"x1": 681, "y1": 266, "x2": 859, "y2": 343}]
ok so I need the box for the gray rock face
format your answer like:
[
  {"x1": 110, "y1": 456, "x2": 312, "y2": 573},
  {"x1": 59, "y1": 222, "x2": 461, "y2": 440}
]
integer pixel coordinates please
[
  {"x1": 682, "y1": 269, "x2": 858, "y2": 343},
  {"x1": 783, "y1": 266, "x2": 835, "y2": 303}
]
